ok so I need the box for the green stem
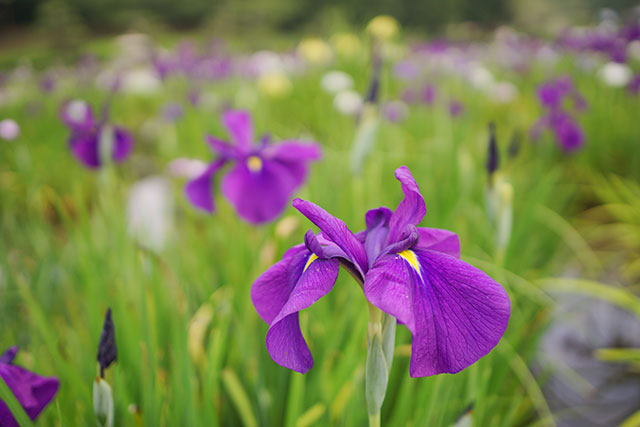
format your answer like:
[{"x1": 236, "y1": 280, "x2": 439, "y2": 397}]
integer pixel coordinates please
[
  {"x1": 365, "y1": 304, "x2": 395, "y2": 427},
  {"x1": 368, "y1": 412, "x2": 381, "y2": 427}
]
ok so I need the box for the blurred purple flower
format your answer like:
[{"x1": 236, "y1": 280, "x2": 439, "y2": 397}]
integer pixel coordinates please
[
  {"x1": 61, "y1": 100, "x2": 134, "y2": 169},
  {"x1": 0, "y1": 346, "x2": 59, "y2": 427},
  {"x1": 448, "y1": 100, "x2": 464, "y2": 117},
  {"x1": 421, "y1": 84, "x2": 436, "y2": 106},
  {"x1": 162, "y1": 103, "x2": 184, "y2": 122},
  {"x1": 382, "y1": 101, "x2": 409, "y2": 123},
  {"x1": 184, "y1": 110, "x2": 322, "y2": 224},
  {"x1": 40, "y1": 75, "x2": 55, "y2": 93},
  {"x1": 251, "y1": 166, "x2": 510, "y2": 375}
]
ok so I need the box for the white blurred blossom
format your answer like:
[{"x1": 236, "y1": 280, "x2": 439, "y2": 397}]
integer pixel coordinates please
[
  {"x1": 167, "y1": 158, "x2": 209, "y2": 179},
  {"x1": 121, "y1": 68, "x2": 161, "y2": 95},
  {"x1": 127, "y1": 176, "x2": 173, "y2": 252},
  {"x1": 0, "y1": 119, "x2": 20, "y2": 140},
  {"x1": 333, "y1": 90, "x2": 363, "y2": 116},
  {"x1": 321, "y1": 71, "x2": 354, "y2": 94},
  {"x1": 599, "y1": 62, "x2": 632, "y2": 87}
]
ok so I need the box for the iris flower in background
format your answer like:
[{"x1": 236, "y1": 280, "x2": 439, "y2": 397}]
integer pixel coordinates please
[
  {"x1": 61, "y1": 100, "x2": 134, "y2": 169},
  {"x1": 185, "y1": 110, "x2": 322, "y2": 224},
  {"x1": 531, "y1": 76, "x2": 586, "y2": 152},
  {"x1": 0, "y1": 346, "x2": 59, "y2": 426},
  {"x1": 252, "y1": 166, "x2": 510, "y2": 376}
]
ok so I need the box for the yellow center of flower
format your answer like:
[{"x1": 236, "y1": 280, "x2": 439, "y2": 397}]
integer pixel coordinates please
[
  {"x1": 246, "y1": 155, "x2": 263, "y2": 172},
  {"x1": 303, "y1": 253, "x2": 318, "y2": 272},
  {"x1": 398, "y1": 250, "x2": 422, "y2": 278}
]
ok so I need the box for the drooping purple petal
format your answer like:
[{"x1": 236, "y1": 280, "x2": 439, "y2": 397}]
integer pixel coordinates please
[
  {"x1": 113, "y1": 127, "x2": 134, "y2": 163},
  {"x1": 551, "y1": 112, "x2": 585, "y2": 152},
  {"x1": 251, "y1": 244, "x2": 309, "y2": 324},
  {"x1": 265, "y1": 256, "x2": 340, "y2": 373},
  {"x1": 185, "y1": 159, "x2": 226, "y2": 213},
  {"x1": 70, "y1": 133, "x2": 101, "y2": 169},
  {"x1": 364, "y1": 248, "x2": 510, "y2": 377},
  {"x1": 222, "y1": 110, "x2": 253, "y2": 151},
  {"x1": 415, "y1": 228, "x2": 460, "y2": 258},
  {"x1": 293, "y1": 198, "x2": 369, "y2": 276},
  {"x1": 0, "y1": 362, "x2": 59, "y2": 424},
  {"x1": 386, "y1": 166, "x2": 426, "y2": 245},
  {"x1": 222, "y1": 157, "x2": 299, "y2": 224}
]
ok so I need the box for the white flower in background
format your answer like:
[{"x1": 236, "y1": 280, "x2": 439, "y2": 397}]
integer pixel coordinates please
[
  {"x1": 95, "y1": 69, "x2": 121, "y2": 92},
  {"x1": 490, "y1": 81, "x2": 519, "y2": 104},
  {"x1": 168, "y1": 158, "x2": 209, "y2": 179},
  {"x1": 321, "y1": 70, "x2": 353, "y2": 93},
  {"x1": 333, "y1": 90, "x2": 363, "y2": 116},
  {"x1": 0, "y1": 119, "x2": 20, "y2": 140},
  {"x1": 467, "y1": 63, "x2": 494, "y2": 91},
  {"x1": 599, "y1": 62, "x2": 632, "y2": 87},
  {"x1": 250, "y1": 50, "x2": 286, "y2": 76},
  {"x1": 127, "y1": 176, "x2": 173, "y2": 252},
  {"x1": 93, "y1": 377, "x2": 114, "y2": 427},
  {"x1": 120, "y1": 68, "x2": 161, "y2": 95}
]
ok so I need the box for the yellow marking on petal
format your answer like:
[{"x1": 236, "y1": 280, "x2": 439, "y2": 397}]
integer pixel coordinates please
[
  {"x1": 303, "y1": 253, "x2": 318, "y2": 272},
  {"x1": 398, "y1": 250, "x2": 422, "y2": 278},
  {"x1": 246, "y1": 155, "x2": 263, "y2": 172}
]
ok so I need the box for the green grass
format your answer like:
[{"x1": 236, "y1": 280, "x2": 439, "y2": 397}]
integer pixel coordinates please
[{"x1": 1, "y1": 31, "x2": 639, "y2": 426}]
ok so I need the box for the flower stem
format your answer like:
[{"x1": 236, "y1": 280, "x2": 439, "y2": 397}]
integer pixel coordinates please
[
  {"x1": 368, "y1": 412, "x2": 381, "y2": 427},
  {"x1": 365, "y1": 303, "x2": 395, "y2": 427}
]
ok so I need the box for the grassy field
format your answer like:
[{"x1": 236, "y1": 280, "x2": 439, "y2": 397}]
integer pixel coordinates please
[{"x1": 1, "y1": 23, "x2": 639, "y2": 426}]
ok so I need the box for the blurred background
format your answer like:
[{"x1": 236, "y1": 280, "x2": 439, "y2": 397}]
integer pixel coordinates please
[{"x1": 1, "y1": 1, "x2": 640, "y2": 426}]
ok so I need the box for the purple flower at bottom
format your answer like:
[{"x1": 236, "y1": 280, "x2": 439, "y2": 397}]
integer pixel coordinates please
[
  {"x1": 61, "y1": 100, "x2": 133, "y2": 169},
  {"x1": 185, "y1": 110, "x2": 322, "y2": 224},
  {"x1": 251, "y1": 166, "x2": 510, "y2": 376},
  {"x1": 0, "y1": 347, "x2": 59, "y2": 427}
]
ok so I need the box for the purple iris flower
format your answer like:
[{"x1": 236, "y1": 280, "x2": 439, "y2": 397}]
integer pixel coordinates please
[
  {"x1": 62, "y1": 100, "x2": 133, "y2": 169},
  {"x1": 252, "y1": 166, "x2": 510, "y2": 376},
  {"x1": 448, "y1": 100, "x2": 464, "y2": 117},
  {"x1": 532, "y1": 77, "x2": 586, "y2": 152},
  {"x1": 0, "y1": 346, "x2": 59, "y2": 426},
  {"x1": 629, "y1": 74, "x2": 640, "y2": 95},
  {"x1": 185, "y1": 110, "x2": 322, "y2": 224}
]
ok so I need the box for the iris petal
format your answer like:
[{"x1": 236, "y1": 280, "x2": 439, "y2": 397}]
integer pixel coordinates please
[
  {"x1": 415, "y1": 228, "x2": 460, "y2": 258},
  {"x1": 0, "y1": 361, "x2": 59, "y2": 424},
  {"x1": 386, "y1": 166, "x2": 427, "y2": 245},
  {"x1": 185, "y1": 159, "x2": 226, "y2": 213},
  {"x1": 293, "y1": 198, "x2": 369, "y2": 276},
  {"x1": 252, "y1": 248, "x2": 340, "y2": 373},
  {"x1": 364, "y1": 248, "x2": 510, "y2": 377},
  {"x1": 222, "y1": 110, "x2": 253, "y2": 151}
]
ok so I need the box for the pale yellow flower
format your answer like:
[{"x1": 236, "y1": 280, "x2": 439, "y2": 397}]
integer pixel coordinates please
[
  {"x1": 257, "y1": 72, "x2": 292, "y2": 97},
  {"x1": 330, "y1": 32, "x2": 361, "y2": 58},
  {"x1": 366, "y1": 15, "x2": 399, "y2": 41},
  {"x1": 298, "y1": 37, "x2": 333, "y2": 65}
]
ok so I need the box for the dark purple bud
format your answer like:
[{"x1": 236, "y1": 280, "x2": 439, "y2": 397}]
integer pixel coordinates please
[
  {"x1": 486, "y1": 122, "x2": 499, "y2": 176},
  {"x1": 365, "y1": 56, "x2": 382, "y2": 104},
  {"x1": 97, "y1": 308, "x2": 117, "y2": 378}
]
